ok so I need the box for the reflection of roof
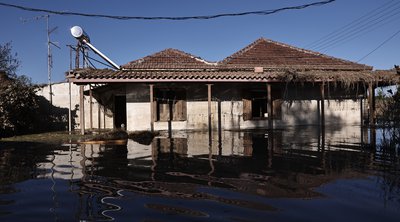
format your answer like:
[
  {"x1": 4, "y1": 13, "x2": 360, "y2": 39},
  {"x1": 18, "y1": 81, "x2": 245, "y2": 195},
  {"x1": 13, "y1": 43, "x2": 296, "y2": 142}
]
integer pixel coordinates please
[{"x1": 66, "y1": 38, "x2": 400, "y2": 85}]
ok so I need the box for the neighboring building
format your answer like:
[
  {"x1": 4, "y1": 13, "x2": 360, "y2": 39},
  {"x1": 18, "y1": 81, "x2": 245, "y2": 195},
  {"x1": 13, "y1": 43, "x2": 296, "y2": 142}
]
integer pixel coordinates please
[
  {"x1": 37, "y1": 82, "x2": 113, "y2": 130},
  {"x1": 66, "y1": 38, "x2": 399, "y2": 132}
]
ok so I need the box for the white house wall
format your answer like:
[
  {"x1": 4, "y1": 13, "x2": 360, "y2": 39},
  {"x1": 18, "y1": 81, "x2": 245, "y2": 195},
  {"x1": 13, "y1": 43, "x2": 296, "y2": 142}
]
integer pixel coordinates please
[
  {"x1": 38, "y1": 83, "x2": 364, "y2": 132},
  {"x1": 126, "y1": 99, "x2": 362, "y2": 131},
  {"x1": 37, "y1": 83, "x2": 113, "y2": 130}
]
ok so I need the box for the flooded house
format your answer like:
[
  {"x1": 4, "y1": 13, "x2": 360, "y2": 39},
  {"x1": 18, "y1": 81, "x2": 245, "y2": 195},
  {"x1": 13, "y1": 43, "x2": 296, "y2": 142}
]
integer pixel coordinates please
[{"x1": 66, "y1": 38, "x2": 398, "y2": 133}]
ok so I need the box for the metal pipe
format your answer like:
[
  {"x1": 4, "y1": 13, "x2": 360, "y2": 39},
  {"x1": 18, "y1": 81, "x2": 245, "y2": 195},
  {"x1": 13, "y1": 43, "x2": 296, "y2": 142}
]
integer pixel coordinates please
[
  {"x1": 70, "y1": 26, "x2": 121, "y2": 70},
  {"x1": 82, "y1": 39, "x2": 121, "y2": 70}
]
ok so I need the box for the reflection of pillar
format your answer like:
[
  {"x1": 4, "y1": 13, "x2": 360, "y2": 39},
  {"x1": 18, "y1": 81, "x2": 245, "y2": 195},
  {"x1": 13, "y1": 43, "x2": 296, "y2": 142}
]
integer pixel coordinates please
[
  {"x1": 149, "y1": 84, "x2": 154, "y2": 132},
  {"x1": 79, "y1": 85, "x2": 85, "y2": 135},
  {"x1": 267, "y1": 131, "x2": 274, "y2": 168},
  {"x1": 370, "y1": 127, "x2": 376, "y2": 150},
  {"x1": 80, "y1": 144, "x2": 87, "y2": 182},
  {"x1": 267, "y1": 83, "x2": 273, "y2": 129},
  {"x1": 208, "y1": 144, "x2": 215, "y2": 177}
]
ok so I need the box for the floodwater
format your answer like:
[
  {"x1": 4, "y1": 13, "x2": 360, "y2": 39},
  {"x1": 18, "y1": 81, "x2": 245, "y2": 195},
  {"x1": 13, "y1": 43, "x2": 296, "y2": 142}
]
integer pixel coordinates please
[{"x1": 0, "y1": 126, "x2": 399, "y2": 222}]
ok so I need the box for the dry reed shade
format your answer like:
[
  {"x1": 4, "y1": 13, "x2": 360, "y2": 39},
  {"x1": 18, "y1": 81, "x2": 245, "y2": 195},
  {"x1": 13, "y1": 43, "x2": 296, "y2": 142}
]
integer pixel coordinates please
[{"x1": 274, "y1": 70, "x2": 400, "y2": 88}]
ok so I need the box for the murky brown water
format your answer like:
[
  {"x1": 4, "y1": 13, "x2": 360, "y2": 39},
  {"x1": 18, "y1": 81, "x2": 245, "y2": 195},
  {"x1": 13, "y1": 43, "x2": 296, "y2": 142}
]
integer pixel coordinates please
[{"x1": 0, "y1": 126, "x2": 399, "y2": 221}]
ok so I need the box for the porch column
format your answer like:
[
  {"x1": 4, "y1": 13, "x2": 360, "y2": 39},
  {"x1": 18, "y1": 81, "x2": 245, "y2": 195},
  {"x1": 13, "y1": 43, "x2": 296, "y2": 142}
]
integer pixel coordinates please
[
  {"x1": 207, "y1": 84, "x2": 213, "y2": 147},
  {"x1": 368, "y1": 84, "x2": 376, "y2": 126},
  {"x1": 98, "y1": 103, "x2": 101, "y2": 130},
  {"x1": 320, "y1": 83, "x2": 325, "y2": 126},
  {"x1": 267, "y1": 83, "x2": 273, "y2": 129},
  {"x1": 368, "y1": 83, "x2": 376, "y2": 149},
  {"x1": 89, "y1": 85, "x2": 93, "y2": 130},
  {"x1": 217, "y1": 99, "x2": 222, "y2": 152},
  {"x1": 68, "y1": 81, "x2": 72, "y2": 134},
  {"x1": 320, "y1": 83, "x2": 326, "y2": 150},
  {"x1": 79, "y1": 85, "x2": 85, "y2": 135},
  {"x1": 149, "y1": 84, "x2": 154, "y2": 132}
]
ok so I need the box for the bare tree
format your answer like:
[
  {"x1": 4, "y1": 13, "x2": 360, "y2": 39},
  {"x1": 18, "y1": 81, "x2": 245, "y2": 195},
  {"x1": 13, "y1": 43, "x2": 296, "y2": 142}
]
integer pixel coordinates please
[{"x1": 0, "y1": 42, "x2": 20, "y2": 78}]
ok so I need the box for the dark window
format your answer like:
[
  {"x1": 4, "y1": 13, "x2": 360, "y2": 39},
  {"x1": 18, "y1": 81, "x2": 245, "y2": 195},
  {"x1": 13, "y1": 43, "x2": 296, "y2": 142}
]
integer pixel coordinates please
[
  {"x1": 114, "y1": 95, "x2": 127, "y2": 129},
  {"x1": 251, "y1": 92, "x2": 267, "y2": 118},
  {"x1": 155, "y1": 89, "x2": 187, "y2": 121},
  {"x1": 243, "y1": 90, "x2": 282, "y2": 120}
]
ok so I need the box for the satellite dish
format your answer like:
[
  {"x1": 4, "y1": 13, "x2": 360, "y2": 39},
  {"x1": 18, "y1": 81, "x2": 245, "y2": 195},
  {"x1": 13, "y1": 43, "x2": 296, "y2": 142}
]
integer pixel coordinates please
[{"x1": 70, "y1": 26, "x2": 90, "y2": 43}]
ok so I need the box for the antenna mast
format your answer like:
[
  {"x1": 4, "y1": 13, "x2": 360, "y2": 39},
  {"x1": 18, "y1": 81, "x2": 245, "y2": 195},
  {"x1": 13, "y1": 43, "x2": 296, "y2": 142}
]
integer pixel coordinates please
[{"x1": 21, "y1": 15, "x2": 60, "y2": 105}]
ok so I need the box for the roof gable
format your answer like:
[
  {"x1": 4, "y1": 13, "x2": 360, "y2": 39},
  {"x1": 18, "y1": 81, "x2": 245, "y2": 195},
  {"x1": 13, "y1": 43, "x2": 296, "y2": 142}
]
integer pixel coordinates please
[
  {"x1": 122, "y1": 48, "x2": 216, "y2": 69},
  {"x1": 219, "y1": 38, "x2": 372, "y2": 71}
]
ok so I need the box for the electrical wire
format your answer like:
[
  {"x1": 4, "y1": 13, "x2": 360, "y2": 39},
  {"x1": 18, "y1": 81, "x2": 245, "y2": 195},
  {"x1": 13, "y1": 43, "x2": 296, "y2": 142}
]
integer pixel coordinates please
[
  {"x1": 314, "y1": 4, "x2": 400, "y2": 52},
  {"x1": 357, "y1": 28, "x2": 400, "y2": 62},
  {"x1": 0, "y1": 1, "x2": 335, "y2": 20},
  {"x1": 306, "y1": 0, "x2": 398, "y2": 49}
]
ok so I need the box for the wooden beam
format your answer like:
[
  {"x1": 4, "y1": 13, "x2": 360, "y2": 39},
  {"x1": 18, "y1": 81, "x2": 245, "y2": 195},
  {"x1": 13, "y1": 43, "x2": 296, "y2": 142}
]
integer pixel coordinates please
[
  {"x1": 98, "y1": 103, "x2": 101, "y2": 130},
  {"x1": 79, "y1": 85, "x2": 85, "y2": 135},
  {"x1": 207, "y1": 84, "x2": 213, "y2": 147},
  {"x1": 267, "y1": 83, "x2": 273, "y2": 129},
  {"x1": 149, "y1": 84, "x2": 154, "y2": 132},
  {"x1": 368, "y1": 84, "x2": 376, "y2": 126},
  {"x1": 320, "y1": 83, "x2": 325, "y2": 126},
  {"x1": 217, "y1": 100, "x2": 222, "y2": 153},
  {"x1": 89, "y1": 86, "x2": 93, "y2": 129},
  {"x1": 68, "y1": 82, "x2": 72, "y2": 134},
  {"x1": 207, "y1": 84, "x2": 212, "y2": 133}
]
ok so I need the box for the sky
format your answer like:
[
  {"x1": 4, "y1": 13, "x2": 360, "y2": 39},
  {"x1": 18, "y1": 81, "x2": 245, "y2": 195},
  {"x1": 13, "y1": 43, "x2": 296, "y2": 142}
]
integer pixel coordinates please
[{"x1": 0, "y1": 0, "x2": 399, "y2": 84}]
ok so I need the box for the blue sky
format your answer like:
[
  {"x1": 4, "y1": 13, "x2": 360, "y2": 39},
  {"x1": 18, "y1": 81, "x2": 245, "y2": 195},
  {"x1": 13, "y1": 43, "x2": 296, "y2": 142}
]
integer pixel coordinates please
[{"x1": 0, "y1": 0, "x2": 399, "y2": 84}]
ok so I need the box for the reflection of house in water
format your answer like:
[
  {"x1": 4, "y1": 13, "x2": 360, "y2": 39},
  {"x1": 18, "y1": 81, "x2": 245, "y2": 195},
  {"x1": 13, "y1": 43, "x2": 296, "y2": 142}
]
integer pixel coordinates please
[
  {"x1": 41, "y1": 128, "x2": 373, "y2": 195},
  {"x1": 1, "y1": 127, "x2": 390, "y2": 220},
  {"x1": 66, "y1": 38, "x2": 399, "y2": 134}
]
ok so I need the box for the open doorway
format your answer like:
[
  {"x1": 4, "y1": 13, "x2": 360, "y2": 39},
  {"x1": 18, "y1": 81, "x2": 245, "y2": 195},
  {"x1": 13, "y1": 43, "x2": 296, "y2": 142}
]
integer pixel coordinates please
[{"x1": 114, "y1": 95, "x2": 127, "y2": 129}]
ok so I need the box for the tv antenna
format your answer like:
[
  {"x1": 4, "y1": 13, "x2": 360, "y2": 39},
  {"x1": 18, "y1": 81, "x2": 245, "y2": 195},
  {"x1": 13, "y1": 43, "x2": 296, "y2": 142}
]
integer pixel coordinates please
[{"x1": 21, "y1": 14, "x2": 60, "y2": 105}]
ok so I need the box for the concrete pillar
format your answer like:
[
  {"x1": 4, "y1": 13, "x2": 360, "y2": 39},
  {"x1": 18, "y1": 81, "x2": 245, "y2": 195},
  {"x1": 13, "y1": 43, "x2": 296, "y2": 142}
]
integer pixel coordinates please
[
  {"x1": 98, "y1": 103, "x2": 101, "y2": 130},
  {"x1": 320, "y1": 83, "x2": 325, "y2": 127},
  {"x1": 89, "y1": 86, "x2": 93, "y2": 130},
  {"x1": 368, "y1": 84, "x2": 376, "y2": 126},
  {"x1": 79, "y1": 85, "x2": 85, "y2": 135},
  {"x1": 320, "y1": 83, "x2": 325, "y2": 151},
  {"x1": 267, "y1": 83, "x2": 273, "y2": 129},
  {"x1": 207, "y1": 84, "x2": 212, "y2": 146},
  {"x1": 217, "y1": 100, "x2": 222, "y2": 153},
  {"x1": 68, "y1": 82, "x2": 72, "y2": 134},
  {"x1": 150, "y1": 84, "x2": 154, "y2": 132}
]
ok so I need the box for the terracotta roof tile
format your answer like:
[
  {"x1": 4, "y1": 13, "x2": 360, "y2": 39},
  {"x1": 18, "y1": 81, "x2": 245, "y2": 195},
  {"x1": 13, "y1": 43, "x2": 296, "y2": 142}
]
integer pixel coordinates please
[
  {"x1": 219, "y1": 38, "x2": 372, "y2": 71},
  {"x1": 68, "y1": 68, "x2": 399, "y2": 84},
  {"x1": 66, "y1": 38, "x2": 396, "y2": 84},
  {"x1": 122, "y1": 48, "x2": 216, "y2": 69}
]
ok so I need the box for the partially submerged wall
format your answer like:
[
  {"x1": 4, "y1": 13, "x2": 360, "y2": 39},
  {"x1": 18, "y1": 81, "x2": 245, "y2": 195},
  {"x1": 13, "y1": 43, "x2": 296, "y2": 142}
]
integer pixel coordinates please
[
  {"x1": 38, "y1": 82, "x2": 365, "y2": 132},
  {"x1": 125, "y1": 83, "x2": 365, "y2": 131}
]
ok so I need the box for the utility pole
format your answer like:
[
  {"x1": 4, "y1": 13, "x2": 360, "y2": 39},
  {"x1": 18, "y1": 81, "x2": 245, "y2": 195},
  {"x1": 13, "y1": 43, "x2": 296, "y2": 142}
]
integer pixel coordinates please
[{"x1": 21, "y1": 15, "x2": 60, "y2": 105}]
